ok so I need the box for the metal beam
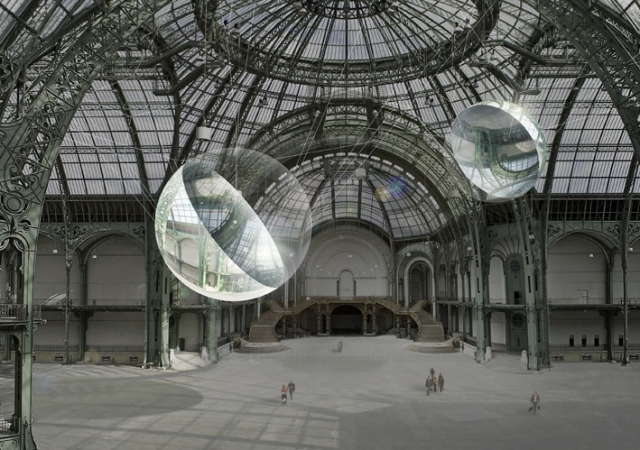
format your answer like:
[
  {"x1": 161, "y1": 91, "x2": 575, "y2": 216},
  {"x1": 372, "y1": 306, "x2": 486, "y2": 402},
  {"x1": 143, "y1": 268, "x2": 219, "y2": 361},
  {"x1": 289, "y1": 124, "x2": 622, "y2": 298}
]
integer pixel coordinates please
[
  {"x1": 110, "y1": 80, "x2": 151, "y2": 194},
  {"x1": 542, "y1": 69, "x2": 590, "y2": 195}
]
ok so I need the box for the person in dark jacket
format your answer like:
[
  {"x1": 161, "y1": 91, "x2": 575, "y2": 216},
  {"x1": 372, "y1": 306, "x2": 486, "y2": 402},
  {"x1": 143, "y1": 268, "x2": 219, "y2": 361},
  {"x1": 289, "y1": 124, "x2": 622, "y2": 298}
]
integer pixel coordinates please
[
  {"x1": 426, "y1": 375, "x2": 433, "y2": 396},
  {"x1": 287, "y1": 380, "x2": 296, "y2": 400},
  {"x1": 530, "y1": 391, "x2": 540, "y2": 414},
  {"x1": 438, "y1": 373, "x2": 444, "y2": 392}
]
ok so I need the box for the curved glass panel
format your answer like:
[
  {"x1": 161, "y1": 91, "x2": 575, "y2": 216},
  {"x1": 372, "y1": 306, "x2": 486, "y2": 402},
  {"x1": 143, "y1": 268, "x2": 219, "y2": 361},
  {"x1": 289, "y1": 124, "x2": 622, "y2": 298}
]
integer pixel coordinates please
[
  {"x1": 156, "y1": 149, "x2": 312, "y2": 301},
  {"x1": 451, "y1": 101, "x2": 547, "y2": 202}
]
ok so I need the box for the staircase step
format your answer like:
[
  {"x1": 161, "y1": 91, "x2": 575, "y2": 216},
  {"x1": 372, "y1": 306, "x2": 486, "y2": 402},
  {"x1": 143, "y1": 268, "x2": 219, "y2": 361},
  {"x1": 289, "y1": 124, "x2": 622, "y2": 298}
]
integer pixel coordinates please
[{"x1": 404, "y1": 343, "x2": 456, "y2": 354}]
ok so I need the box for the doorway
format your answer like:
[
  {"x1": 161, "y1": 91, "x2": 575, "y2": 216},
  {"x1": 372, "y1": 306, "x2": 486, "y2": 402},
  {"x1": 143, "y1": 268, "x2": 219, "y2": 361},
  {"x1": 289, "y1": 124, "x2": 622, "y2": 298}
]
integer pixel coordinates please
[
  {"x1": 331, "y1": 305, "x2": 362, "y2": 335},
  {"x1": 509, "y1": 313, "x2": 528, "y2": 352}
]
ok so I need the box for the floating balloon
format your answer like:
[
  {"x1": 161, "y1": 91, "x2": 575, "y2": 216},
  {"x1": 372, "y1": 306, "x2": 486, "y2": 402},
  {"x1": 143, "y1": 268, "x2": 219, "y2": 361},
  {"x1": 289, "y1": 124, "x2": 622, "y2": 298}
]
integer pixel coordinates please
[
  {"x1": 155, "y1": 149, "x2": 312, "y2": 301},
  {"x1": 450, "y1": 101, "x2": 547, "y2": 202}
]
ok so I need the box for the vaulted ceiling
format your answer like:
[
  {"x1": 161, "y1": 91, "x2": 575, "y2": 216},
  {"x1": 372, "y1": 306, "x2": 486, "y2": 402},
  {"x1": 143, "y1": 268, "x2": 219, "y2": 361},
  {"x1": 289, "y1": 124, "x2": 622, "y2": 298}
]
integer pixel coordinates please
[{"x1": 2, "y1": 0, "x2": 640, "y2": 240}]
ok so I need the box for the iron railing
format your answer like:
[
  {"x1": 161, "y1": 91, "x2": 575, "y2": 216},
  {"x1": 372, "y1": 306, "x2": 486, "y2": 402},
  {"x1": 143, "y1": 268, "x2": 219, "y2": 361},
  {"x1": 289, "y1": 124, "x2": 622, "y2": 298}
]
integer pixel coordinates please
[
  {"x1": 34, "y1": 345, "x2": 80, "y2": 352},
  {"x1": 35, "y1": 298, "x2": 145, "y2": 306},
  {"x1": 0, "y1": 304, "x2": 41, "y2": 321},
  {"x1": 550, "y1": 343, "x2": 640, "y2": 352},
  {"x1": 84, "y1": 345, "x2": 144, "y2": 352},
  {"x1": 0, "y1": 417, "x2": 19, "y2": 435}
]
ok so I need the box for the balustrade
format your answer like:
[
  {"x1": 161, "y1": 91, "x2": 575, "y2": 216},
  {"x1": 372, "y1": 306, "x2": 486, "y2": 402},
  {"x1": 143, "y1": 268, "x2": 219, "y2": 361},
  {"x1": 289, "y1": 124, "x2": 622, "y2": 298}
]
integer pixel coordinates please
[{"x1": 0, "y1": 304, "x2": 40, "y2": 321}]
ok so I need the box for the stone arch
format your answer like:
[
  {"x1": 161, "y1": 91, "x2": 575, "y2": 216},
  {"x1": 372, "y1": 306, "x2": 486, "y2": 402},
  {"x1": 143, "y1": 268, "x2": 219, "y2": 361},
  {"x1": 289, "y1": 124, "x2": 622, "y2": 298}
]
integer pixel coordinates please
[
  {"x1": 80, "y1": 232, "x2": 144, "y2": 266},
  {"x1": 330, "y1": 304, "x2": 364, "y2": 335},
  {"x1": 83, "y1": 235, "x2": 146, "y2": 305},
  {"x1": 401, "y1": 256, "x2": 435, "y2": 310},
  {"x1": 338, "y1": 269, "x2": 355, "y2": 297},
  {"x1": 490, "y1": 236, "x2": 524, "y2": 262},
  {"x1": 305, "y1": 228, "x2": 389, "y2": 297},
  {"x1": 547, "y1": 232, "x2": 609, "y2": 305},
  {"x1": 548, "y1": 230, "x2": 617, "y2": 255}
]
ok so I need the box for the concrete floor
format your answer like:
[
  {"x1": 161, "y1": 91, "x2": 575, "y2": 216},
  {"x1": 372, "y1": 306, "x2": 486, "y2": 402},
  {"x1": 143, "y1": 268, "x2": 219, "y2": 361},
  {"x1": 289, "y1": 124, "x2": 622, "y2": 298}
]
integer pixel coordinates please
[{"x1": 21, "y1": 336, "x2": 640, "y2": 449}]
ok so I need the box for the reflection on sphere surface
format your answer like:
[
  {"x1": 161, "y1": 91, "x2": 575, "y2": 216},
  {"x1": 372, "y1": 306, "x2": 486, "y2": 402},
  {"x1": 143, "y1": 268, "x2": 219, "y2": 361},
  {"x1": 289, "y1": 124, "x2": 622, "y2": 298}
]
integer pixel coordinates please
[
  {"x1": 451, "y1": 101, "x2": 547, "y2": 202},
  {"x1": 155, "y1": 149, "x2": 312, "y2": 301}
]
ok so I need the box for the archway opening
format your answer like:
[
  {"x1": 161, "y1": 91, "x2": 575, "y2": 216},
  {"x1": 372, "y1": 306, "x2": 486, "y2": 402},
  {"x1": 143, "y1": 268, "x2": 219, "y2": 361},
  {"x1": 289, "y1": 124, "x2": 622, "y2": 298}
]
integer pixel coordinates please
[
  {"x1": 331, "y1": 305, "x2": 362, "y2": 335},
  {"x1": 509, "y1": 313, "x2": 528, "y2": 352},
  {"x1": 338, "y1": 270, "x2": 355, "y2": 297}
]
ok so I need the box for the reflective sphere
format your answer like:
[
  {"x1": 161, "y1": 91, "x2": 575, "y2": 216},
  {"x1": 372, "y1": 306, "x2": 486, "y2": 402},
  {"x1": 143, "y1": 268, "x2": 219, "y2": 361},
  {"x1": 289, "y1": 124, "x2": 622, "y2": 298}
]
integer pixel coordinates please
[
  {"x1": 155, "y1": 149, "x2": 312, "y2": 301},
  {"x1": 450, "y1": 101, "x2": 547, "y2": 202}
]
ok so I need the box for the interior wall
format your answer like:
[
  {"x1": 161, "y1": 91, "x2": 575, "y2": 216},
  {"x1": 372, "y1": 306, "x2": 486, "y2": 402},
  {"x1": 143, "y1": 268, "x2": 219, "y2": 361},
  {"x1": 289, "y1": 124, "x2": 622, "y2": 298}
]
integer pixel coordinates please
[
  {"x1": 548, "y1": 311, "x2": 607, "y2": 347},
  {"x1": 613, "y1": 310, "x2": 640, "y2": 345},
  {"x1": 488, "y1": 257, "x2": 505, "y2": 303},
  {"x1": 489, "y1": 312, "x2": 506, "y2": 345},
  {"x1": 305, "y1": 229, "x2": 388, "y2": 297},
  {"x1": 547, "y1": 234, "x2": 606, "y2": 302},
  {"x1": 85, "y1": 312, "x2": 145, "y2": 346},
  {"x1": 179, "y1": 312, "x2": 201, "y2": 352},
  {"x1": 36, "y1": 312, "x2": 81, "y2": 347},
  {"x1": 34, "y1": 236, "x2": 82, "y2": 302},
  {"x1": 87, "y1": 236, "x2": 145, "y2": 302},
  {"x1": 612, "y1": 252, "x2": 640, "y2": 301}
]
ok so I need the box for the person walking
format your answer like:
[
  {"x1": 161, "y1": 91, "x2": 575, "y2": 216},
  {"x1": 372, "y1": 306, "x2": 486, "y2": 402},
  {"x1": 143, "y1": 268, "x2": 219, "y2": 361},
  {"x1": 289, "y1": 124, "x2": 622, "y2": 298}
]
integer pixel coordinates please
[
  {"x1": 287, "y1": 380, "x2": 296, "y2": 401},
  {"x1": 281, "y1": 385, "x2": 288, "y2": 405},
  {"x1": 426, "y1": 375, "x2": 433, "y2": 396},
  {"x1": 429, "y1": 367, "x2": 435, "y2": 378},
  {"x1": 529, "y1": 391, "x2": 541, "y2": 414},
  {"x1": 338, "y1": 340, "x2": 343, "y2": 352},
  {"x1": 438, "y1": 373, "x2": 444, "y2": 392}
]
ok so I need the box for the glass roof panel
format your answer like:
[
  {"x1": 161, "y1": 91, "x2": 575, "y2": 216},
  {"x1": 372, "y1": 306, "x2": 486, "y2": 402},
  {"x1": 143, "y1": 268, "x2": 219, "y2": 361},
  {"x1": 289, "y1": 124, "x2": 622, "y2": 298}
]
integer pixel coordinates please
[{"x1": 601, "y1": 0, "x2": 640, "y2": 32}]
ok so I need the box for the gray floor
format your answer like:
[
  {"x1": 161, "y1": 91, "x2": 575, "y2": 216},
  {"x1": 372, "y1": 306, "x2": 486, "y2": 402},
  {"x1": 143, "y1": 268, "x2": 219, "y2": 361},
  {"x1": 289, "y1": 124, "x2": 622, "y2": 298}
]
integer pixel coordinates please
[{"x1": 23, "y1": 336, "x2": 640, "y2": 449}]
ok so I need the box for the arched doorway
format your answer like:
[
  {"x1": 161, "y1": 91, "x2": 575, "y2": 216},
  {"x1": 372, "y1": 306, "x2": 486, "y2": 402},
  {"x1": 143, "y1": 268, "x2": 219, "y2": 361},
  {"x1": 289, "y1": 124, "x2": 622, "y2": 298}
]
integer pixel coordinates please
[
  {"x1": 509, "y1": 313, "x2": 528, "y2": 352},
  {"x1": 338, "y1": 270, "x2": 354, "y2": 297},
  {"x1": 410, "y1": 266, "x2": 427, "y2": 303},
  {"x1": 331, "y1": 305, "x2": 362, "y2": 335}
]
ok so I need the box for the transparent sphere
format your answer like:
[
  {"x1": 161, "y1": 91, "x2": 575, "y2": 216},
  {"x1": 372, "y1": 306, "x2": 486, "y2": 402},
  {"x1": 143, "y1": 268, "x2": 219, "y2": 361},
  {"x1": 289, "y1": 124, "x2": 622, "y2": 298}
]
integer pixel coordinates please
[
  {"x1": 450, "y1": 101, "x2": 547, "y2": 202},
  {"x1": 155, "y1": 149, "x2": 312, "y2": 301}
]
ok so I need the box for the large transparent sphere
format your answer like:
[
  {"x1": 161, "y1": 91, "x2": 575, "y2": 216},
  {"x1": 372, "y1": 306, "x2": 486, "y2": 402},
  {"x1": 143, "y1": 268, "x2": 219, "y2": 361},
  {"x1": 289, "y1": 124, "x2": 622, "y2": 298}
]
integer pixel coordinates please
[
  {"x1": 451, "y1": 101, "x2": 547, "y2": 202},
  {"x1": 155, "y1": 149, "x2": 312, "y2": 301}
]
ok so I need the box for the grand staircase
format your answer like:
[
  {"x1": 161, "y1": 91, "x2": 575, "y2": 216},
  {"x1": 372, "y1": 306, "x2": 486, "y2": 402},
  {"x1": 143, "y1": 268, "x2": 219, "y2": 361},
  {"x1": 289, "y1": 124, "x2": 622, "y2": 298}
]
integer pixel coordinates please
[
  {"x1": 247, "y1": 300, "x2": 284, "y2": 343},
  {"x1": 245, "y1": 298, "x2": 449, "y2": 353},
  {"x1": 482, "y1": 352, "x2": 529, "y2": 373},
  {"x1": 409, "y1": 301, "x2": 445, "y2": 343}
]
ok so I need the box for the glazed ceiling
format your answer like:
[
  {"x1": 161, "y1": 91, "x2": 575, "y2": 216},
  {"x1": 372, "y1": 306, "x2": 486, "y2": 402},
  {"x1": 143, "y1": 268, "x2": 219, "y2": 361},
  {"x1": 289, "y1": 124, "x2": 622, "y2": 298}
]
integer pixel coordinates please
[{"x1": 2, "y1": 0, "x2": 640, "y2": 239}]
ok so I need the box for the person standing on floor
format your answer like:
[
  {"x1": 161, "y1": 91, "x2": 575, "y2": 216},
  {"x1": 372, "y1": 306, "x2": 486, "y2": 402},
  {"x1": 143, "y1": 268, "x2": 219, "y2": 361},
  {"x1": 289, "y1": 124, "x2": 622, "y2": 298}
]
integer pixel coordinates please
[
  {"x1": 426, "y1": 375, "x2": 433, "y2": 396},
  {"x1": 530, "y1": 391, "x2": 540, "y2": 414},
  {"x1": 287, "y1": 380, "x2": 296, "y2": 401},
  {"x1": 281, "y1": 385, "x2": 288, "y2": 405},
  {"x1": 438, "y1": 373, "x2": 444, "y2": 392}
]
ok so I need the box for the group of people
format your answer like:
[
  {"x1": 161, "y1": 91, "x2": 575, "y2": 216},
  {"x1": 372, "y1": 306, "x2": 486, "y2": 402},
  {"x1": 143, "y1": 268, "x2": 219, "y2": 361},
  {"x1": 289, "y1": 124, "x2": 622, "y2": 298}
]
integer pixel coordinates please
[
  {"x1": 280, "y1": 381, "x2": 295, "y2": 405},
  {"x1": 425, "y1": 367, "x2": 444, "y2": 395}
]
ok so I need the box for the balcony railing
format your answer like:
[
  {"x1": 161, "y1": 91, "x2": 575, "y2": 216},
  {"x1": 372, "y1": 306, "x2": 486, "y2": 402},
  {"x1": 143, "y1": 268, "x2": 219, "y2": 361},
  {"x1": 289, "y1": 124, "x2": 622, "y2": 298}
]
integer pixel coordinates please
[
  {"x1": 0, "y1": 304, "x2": 41, "y2": 322},
  {"x1": 548, "y1": 298, "x2": 640, "y2": 305},
  {"x1": 32, "y1": 345, "x2": 144, "y2": 352},
  {"x1": 84, "y1": 345, "x2": 144, "y2": 352},
  {"x1": 0, "y1": 417, "x2": 19, "y2": 435},
  {"x1": 550, "y1": 343, "x2": 640, "y2": 352},
  {"x1": 35, "y1": 298, "x2": 145, "y2": 307},
  {"x1": 34, "y1": 344, "x2": 80, "y2": 352}
]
